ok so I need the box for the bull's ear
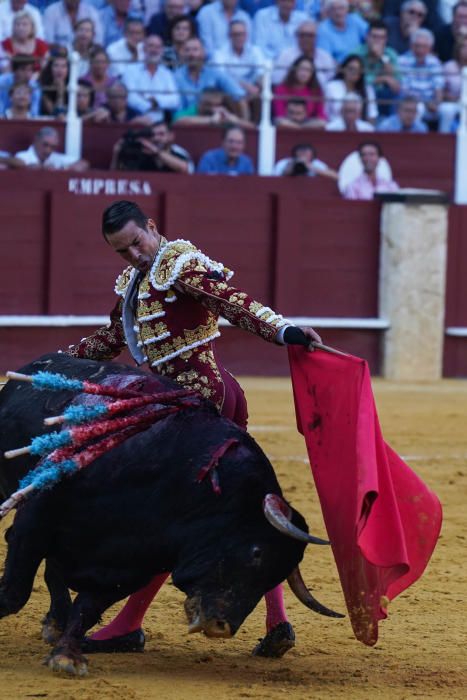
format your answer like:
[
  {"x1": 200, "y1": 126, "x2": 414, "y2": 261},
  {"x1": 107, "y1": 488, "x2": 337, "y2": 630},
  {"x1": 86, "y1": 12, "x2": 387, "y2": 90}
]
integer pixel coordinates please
[{"x1": 263, "y1": 494, "x2": 330, "y2": 545}]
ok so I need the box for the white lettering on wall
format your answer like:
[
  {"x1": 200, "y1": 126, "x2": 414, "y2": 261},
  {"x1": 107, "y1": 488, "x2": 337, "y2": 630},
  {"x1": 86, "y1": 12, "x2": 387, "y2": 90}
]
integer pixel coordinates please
[{"x1": 67, "y1": 178, "x2": 153, "y2": 196}]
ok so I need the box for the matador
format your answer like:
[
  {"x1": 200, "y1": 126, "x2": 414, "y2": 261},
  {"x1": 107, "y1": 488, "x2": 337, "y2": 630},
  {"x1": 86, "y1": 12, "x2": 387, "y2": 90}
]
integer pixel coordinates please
[{"x1": 67, "y1": 200, "x2": 321, "y2": 658}]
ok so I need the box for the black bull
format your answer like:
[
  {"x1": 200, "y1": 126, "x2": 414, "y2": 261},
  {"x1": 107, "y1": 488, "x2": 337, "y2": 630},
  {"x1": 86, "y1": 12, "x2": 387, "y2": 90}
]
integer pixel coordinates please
[{"x1": 0, "y1": 354, "x2": 339, "y2": 675}]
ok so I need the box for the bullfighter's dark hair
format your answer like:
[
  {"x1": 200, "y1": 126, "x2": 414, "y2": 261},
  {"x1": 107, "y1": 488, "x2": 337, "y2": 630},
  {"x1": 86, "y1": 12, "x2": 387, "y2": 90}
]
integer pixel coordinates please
[{"x1": 102, "y1": 201, "x2": 149, "y2": 237}]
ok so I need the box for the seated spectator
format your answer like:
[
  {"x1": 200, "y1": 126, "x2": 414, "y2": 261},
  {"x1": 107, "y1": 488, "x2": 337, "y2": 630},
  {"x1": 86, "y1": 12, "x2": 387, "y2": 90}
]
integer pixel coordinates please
[
  {"x1": 326, "y1": 92, "x2": 375, "y2": 130},
  {"x1": 385, "y1": 0, "x2": 428, "y2": 55},
  {"x1": 107, "y1": 17, "x2": 144, "y2": 78},
  {"x1": 398, "y1": 28, "x2": 444, "y2": 127},
  {"x1": 213, "y1": 20, "x2": 264, "y2": 97},
  {"x1": 163, "y1": 15, "x2": 197, "y2": 69},
  {"x1": 100, "y1": 0, "x2": 139, "y2": 47},
  {"x1": 342, "y1": 141, "x2": 398, "y2": 199},
  {"x1": 197, "y1": 0, "x2": 251, "y2": 57},
  {"x1": 275, "y1": 96, "x2": 324, "y2": 127},
  {"x1": 146, "y1": 0, "x2": 186, "y2": 43},
  {"x1": 121, "y1": 34, "x2": 180, "y2": 120},
  {"x1": 0, "y1": 53, "x2": 40, "y2": 115},
  {"x1": 0, "y1": 0, "x2": 44, "y2": 43},
  {"x1": 273, "y1": 20, "x2": 336, "y2": 88},
  {"x1": 175, "y1": 37, "x2": 248, "y2": 118},
  {"x1": 2, "y1": 80, "x2": 34, "y2": 117},
  {"x1": 81, "y1": 47, "x2": 117, "y2": 107},
  {"x1": 439, "y1": 37, "x2": 467, "y2": 131},
  {"x1": 253, "y1": 0, "x2": 308, "y2": 60},
  {"x1": 273, "y1": 56, "x2": 326, "y2": 127},
  {"x1": 44, "y1": 0, "x2": 103, "y2": 49},
  {"x1": 100, "y1": 80, "x2": 146, "y2": 121},
  {"x1": 111, "y1": 118, "x2": 194, "y2": 171},
  {"x1": 197, "y1": 124, "x2": 254, "y2": 174},
  {"x1": 0, "y1": 11, "x2": 48, "y2": 74},
  {"x1": 435, "y1": 0, "x2": 467, "y2": 61},
  {"x1": 72, "y1": 18, "x2": 98, "y2": 76},
  {"x1": 213, "y1": 19, "x2": 263, "y2": 121},
  {"x1": 324, "y1": 54, "x2": 378, "y2": 122},
  {"x1": 316, "y1": 0, "x2": 368, "y2": 63},
  {"x1": 39, "y1": 50, "x2": 69, "y2": 117},
  {"x1": 355, "y1": 20, "x2": 400, "y2": 118},
  {"x1": 378, "y1": 94, "x2": 428, "y2": 131},
  {"x1": 273, "y1": 142, "x2": 338, "y2": 178},
  {"x1": 15, "y1": 125, "x2": 89, "y2": 169},
  {"x1": 173, "y1": 86, "x2": 253, "y2": 126}
]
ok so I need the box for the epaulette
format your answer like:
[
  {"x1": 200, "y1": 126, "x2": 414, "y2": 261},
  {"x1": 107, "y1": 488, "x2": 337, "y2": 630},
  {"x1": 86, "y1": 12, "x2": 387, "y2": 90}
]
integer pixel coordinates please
[
  {"x1": 149, "y1": 239, "x2": 233, "y2": 292},
  {"x1": 114, "y1": 266, "x2": 136, "y2": 297}
]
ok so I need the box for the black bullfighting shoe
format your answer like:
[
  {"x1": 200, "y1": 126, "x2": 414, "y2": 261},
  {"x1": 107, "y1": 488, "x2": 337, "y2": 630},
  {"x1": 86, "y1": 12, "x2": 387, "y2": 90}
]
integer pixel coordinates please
[
  {"x1": 252, "y1": 622, "x2": 295, "y2": 658},
  {"x1": 80, "y1": 628, "x2": 145, "y2": 654}
]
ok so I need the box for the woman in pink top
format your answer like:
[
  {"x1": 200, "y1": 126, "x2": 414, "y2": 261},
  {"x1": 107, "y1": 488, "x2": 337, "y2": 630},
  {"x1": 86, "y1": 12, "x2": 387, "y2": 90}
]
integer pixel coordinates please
[{"x1": 273, "y1": 56, "x2": 326, "y2": 125}]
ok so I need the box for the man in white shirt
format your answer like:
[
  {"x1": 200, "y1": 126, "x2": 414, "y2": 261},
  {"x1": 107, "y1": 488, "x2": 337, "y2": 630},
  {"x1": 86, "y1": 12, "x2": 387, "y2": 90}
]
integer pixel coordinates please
[
  {"x1": 273, "y1": 20, "x2": 335, "y2": 88},
  {"x1": 326, "y1": 93, "x2": 375, "y2": 131},
  {"x1": 43, "y1": 0, "x2": 103, "y2": 48},
  {"x1": 197, "y1": 0, "x2": 252, "y2": 58},
  {"x1": 213, "y1": 20, "x2": 264, "y2": 97},
  {"x1": 0, "y1": 0, "x2": 44, "y2": 41},
  {"x1": 253, "y1": 0, "x2": 308, "y2": 60},
  {"x1": 15, "y1": 126, "x2": 89, "y2": 170},
  {"x1": 121, "y1": 34, "x2": 180, "y2": 119},
  {"x1": 107, "y1": 16, "x2": 145, "y2": 77},
  {"x1": 274, "y1": 142, "x2": 338, "y2": 178}
]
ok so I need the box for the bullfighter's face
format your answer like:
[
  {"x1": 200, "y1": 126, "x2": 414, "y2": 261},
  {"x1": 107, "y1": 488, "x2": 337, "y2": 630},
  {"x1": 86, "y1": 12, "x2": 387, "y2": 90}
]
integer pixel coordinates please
[{"x1": 105, "y1": 219, "x2": 161, "y2": 274}]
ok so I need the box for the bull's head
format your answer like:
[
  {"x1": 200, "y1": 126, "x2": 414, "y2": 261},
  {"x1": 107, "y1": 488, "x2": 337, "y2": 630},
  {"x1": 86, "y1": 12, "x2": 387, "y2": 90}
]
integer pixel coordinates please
[{"x1": 174, "y1": 492, "x2": 343, "y2": 640}]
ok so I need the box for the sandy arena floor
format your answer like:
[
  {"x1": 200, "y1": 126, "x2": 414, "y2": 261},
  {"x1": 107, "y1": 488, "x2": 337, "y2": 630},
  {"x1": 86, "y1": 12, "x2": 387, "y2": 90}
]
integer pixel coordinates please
[{"x1": 0, "y1": 376, "x2": 466, "y2": 700}]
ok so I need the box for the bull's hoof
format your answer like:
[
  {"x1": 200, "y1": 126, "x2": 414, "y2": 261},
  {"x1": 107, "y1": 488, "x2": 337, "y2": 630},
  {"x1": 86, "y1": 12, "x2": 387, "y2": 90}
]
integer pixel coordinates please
[
  {"x1": 41, "y1": 614, "x2": 64, "y2": 645},
  {"x1": 46, "y1": 652, "x2": 88, "y2": 677},
  {"x1": 80, "y1": 628, "x2": 145, "y2": 654},
  {"x1": 252, "y1": 622, "x2": 295, "y2": 658}
]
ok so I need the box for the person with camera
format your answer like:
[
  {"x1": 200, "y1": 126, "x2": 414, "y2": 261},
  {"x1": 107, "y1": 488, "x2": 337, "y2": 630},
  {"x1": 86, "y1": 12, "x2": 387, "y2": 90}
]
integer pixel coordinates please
[
  {"x1": 273, "y1": 143, "x2": 338, "y2": 179},
  {"x1": 110, "y1": 119, "x2": 194, "y2": 172}
]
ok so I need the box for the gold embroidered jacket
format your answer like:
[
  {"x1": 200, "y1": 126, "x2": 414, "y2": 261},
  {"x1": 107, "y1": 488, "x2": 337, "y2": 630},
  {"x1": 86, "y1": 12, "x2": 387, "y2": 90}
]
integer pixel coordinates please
[{"x1": 67, "y1": 238, "x2": 290, "y2": 408}]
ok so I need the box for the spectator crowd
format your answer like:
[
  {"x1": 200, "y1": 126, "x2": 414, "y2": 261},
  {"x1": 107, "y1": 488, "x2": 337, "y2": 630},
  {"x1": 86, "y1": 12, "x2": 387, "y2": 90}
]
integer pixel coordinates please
[{"x1": 0, "y1": 0, "x2": 464, "y2": 193}]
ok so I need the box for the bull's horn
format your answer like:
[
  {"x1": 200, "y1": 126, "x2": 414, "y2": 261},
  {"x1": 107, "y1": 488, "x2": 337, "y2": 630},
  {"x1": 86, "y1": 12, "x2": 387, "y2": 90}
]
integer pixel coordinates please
[
  {"x1": 263, "y1": 494, "x2": 330, "y2": 545},
  {"x1": 287, "y1": 567, "x2": 345, "y2": 618}
]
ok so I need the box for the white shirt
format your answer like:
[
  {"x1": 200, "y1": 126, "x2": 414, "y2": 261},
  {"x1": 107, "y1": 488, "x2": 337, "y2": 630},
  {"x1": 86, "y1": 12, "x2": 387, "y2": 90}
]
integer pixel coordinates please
[
  {"x1": 107, "y1": 37, "x2": 144, "y2": 78},
  {"x1": 121, "y1": 62, "x2": 180, "y2": 115},
  {"x1": 253, "y1": 6, "x2": 308, "y2": 60},
  {"x1": 43, "y1": 0, "x2": 103, "y2": 48},
  {"x1": 273, "y1": 157, "x2": 329, "y2": 176},
  {"x1": 0, "y1": 1, "x2": 44, "y2": 41},
  {"x1": 273, "y1": 46, "x2": 335, "y2": 88},
  {"x1": 326, "y1": 117, "x2": 374, "y2": 132},
  {"x1": 212, "y1": 42, "x2": 265, "y2": 84},
  {"x1": 15, "y1": 144, "x2": 77, "y2": 168},
  {"x1": 197, "y1": 1, "x2": 252, "y2": 58},
  {"x1": 324, "y1": 79, "x2": 378, "y2": 121}
]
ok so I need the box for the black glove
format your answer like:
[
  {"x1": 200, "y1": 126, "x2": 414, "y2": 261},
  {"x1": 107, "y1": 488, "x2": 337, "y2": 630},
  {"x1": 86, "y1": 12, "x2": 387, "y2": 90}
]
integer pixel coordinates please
[{"x1": 283, "y1": 326, "x2": 310, "y2": 347}]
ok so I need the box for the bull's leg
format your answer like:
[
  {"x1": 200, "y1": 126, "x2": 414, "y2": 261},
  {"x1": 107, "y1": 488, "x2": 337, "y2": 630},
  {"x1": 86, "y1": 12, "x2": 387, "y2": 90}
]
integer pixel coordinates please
[
  {"x1": 81, "y1": 572, "x2": 170, "y2": 653},
  {"x1": 0, "y1": 508, "x2": 46, "y2": 619},
  {"x1": 46, "y1": 591, "x2": 123, "y2": 676},
  {"x1": 252, "y1": 584, "x2": 295, "y2": 658},
  {"x1": 42, "y1": 557, "x2": 72, "y2": 644}
]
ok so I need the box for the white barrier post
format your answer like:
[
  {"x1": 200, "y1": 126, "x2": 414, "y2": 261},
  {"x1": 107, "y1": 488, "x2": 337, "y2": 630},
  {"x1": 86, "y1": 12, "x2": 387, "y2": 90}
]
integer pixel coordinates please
[
  {"x1": 65, "y1": 50, "x2": 82, "y2": 160},
  {"x1": 257, "y1": 60, "x2": 276, "y2": 176},
  {"x1": 454, "y1": 66, "x2": 467, "y2": 204}
]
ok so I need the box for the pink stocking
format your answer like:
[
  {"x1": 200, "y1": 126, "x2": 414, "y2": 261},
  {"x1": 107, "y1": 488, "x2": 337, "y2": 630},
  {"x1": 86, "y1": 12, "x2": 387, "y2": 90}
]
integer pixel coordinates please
[
  {"x1": 90, "y1": 572, "x2": 170, "y2": 640},
  {"x1": 264, "y1": 584, "x2": 288, "y2": 632}
]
